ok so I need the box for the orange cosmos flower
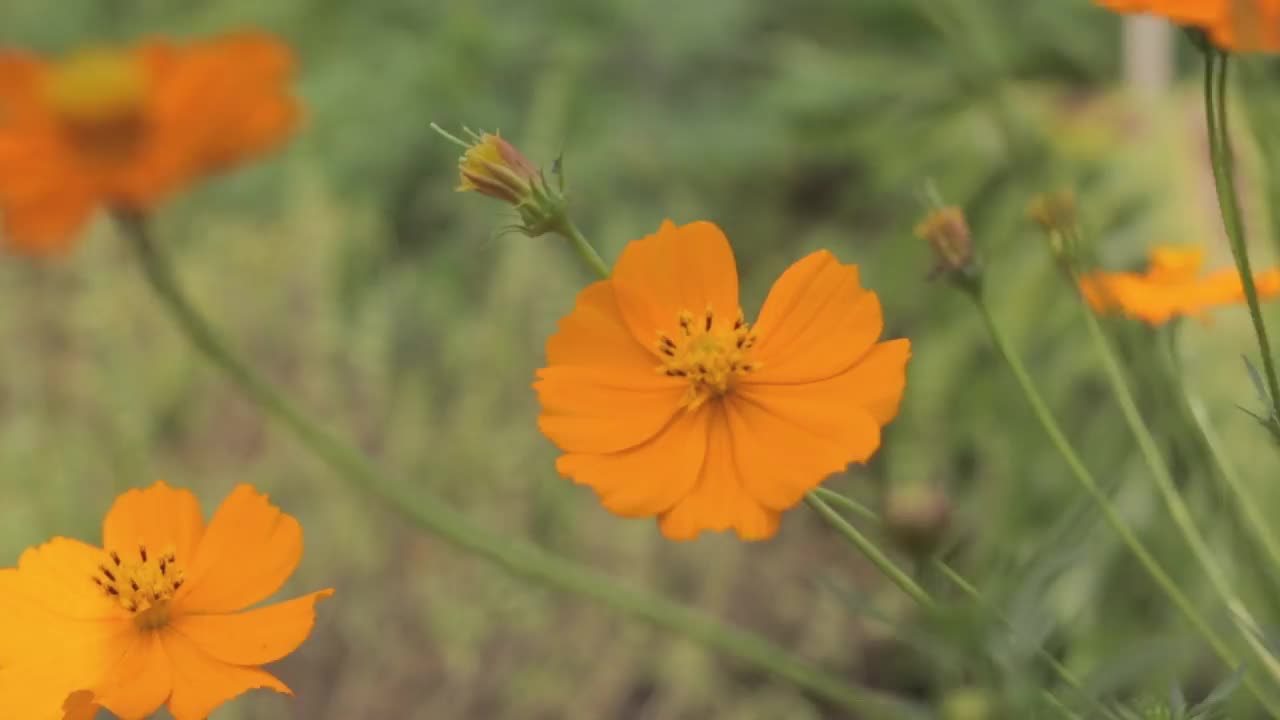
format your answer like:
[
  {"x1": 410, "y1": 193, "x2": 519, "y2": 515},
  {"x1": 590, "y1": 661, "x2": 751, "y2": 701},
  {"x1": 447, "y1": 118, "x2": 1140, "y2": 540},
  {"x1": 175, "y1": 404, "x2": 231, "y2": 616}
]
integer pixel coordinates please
[
  {"x1": 534, "y1": 220, "x2": 911, "y2": 541},
  {"x1": 1078, "y1": 245, "x2": 1280, "y2": 324},
  {"x1": 1095, "y1": 0, "x2": 1280, "y2": 52},
  {"x1": 0, "y1": 481, "x2": 332, "y2": 719},
  {"x1": 0, "y1": 31, "x2": 298, "y2": 255}
]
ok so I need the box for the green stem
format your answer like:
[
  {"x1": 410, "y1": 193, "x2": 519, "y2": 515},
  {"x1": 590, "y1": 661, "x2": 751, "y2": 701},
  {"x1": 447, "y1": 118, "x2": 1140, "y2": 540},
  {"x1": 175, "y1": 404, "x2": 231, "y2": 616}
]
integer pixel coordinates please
[
  {"x1": 966, "y1": 290, "x2": 1248, "y2": 683},
  {"x1": 554, "y1": 218, "x2": 611, "y2": 280},
  {"x1": 1205, "y1": 50, "x2": 1280, "y2": 426},
  {"x1": 1074, "y1": 293, "x2": 1280, "y2": 706},
  {"x1": 116, "y1": 213, "x2": 911, "y2": 719},
  {"x1": 811, "y1": 489, "x2": 1114, "y2": 720},
  {"x1": 804, "y1": 493, "x2": 937, "y2": 611}
]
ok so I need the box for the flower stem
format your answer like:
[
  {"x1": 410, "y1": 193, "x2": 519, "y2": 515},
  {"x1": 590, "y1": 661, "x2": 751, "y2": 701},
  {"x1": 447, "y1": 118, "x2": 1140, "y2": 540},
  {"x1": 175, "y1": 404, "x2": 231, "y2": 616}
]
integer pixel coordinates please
[
  {"x1": 1073, "y1": 294, "x2": 1280, "y2": 703},
  {"x1": 117, "y1": 212, "x2": 912, "y2": 719},
  {"x1": 804, "y1": 493, "x2": 937, "y2": 611},
  {"x1": 811, "y1": 488, "x2": 1115, "y2": 720},
  {"x1": 1205, "y1": 50, "x2": 1280, "y2": 428},
  {"x1": 554, "y1": 218, "x2": 611, "y2": 280},
  {"x1": 965, "y1": 289, "x2": 1252, "y2": 689}
]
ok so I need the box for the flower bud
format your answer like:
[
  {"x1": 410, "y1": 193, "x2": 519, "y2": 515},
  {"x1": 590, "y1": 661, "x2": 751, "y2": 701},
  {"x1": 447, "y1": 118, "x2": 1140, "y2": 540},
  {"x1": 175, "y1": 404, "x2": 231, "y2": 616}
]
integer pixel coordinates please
[
  {"x1": 884, "y1": 483, "x2": 952, "y2": 558},
  {"x1": 915, "y1": 206, "x2": 979, "y2": 285},
  {"x1": 1028, "y1": 190, "x2": 1080, "y2": 267},
  {"x1": 434, "y1": 125, "x2": 569, "y2": 236}
]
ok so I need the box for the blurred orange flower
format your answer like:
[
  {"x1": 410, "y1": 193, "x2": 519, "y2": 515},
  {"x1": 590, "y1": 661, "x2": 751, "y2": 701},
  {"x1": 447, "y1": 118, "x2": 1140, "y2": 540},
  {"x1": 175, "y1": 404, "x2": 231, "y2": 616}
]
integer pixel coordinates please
[
  {"x1": 1078, "y1": 246, "x2": 1280, "y2": 324},
  {"x1": 0, "y1": 31, "x2": 298, "y2": 255},
  {"x1": 1095, "y1": 1, "x2": 1280, "y2": 52},
  {"x1": 0, "y1": 481, "x2": 332, "y2": 719},
  {"x1": 535, "y1": 220, "x2": 911, "y2": 541}
]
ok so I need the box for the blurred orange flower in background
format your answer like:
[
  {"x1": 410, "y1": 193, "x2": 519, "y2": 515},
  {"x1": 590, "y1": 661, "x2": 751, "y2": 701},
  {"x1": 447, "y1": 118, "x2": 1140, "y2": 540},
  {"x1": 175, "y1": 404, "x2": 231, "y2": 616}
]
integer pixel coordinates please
[
  {"x1": 0, "y1": 481, "x2": 332, "y2": 719},
  {"x1": 1078, "y1": 246, "x2": 1280, "y2": 324},
  {"x1": 0, "y1": 31, "x2": 298, "y2": 255},
  {"x1": 1095, "y1": 0, "x2": 1280, "y2": 52},
  {"x1": 535, "y1": 220, "x2": 911, "y2": 541}
]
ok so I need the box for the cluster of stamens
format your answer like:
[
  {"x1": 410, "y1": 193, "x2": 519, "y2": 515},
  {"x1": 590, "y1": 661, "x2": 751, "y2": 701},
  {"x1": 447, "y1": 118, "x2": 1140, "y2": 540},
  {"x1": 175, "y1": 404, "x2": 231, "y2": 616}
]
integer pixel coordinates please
[
  {"x1": 93, "y1": 544, "x2": 185, "y2": 626},
  {"x1": 656, "y1": 306, "x2": 760, "y2": 409},
  {"x1": 43, "y1": 49, "x2": 149, "y2": 163}
]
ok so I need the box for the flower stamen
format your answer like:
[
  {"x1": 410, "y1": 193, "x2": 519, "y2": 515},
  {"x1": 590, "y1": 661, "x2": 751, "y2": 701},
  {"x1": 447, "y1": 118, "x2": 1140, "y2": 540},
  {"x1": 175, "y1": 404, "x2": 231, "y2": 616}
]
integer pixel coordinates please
[
  {"x1": 92, "y1": 543, "x2": 185, "y2": 629},
  {"x1": 42, "y1": 48, "x2": 148, "y2": 165},
  {"x1": 656, "y1": 306, "x2": 760, "y2": 409}
]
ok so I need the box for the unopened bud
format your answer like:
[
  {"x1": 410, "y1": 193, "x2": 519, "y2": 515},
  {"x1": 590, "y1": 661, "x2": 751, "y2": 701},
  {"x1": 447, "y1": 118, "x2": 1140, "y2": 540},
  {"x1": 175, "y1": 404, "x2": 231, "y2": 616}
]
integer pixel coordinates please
[
  {"x1": 941, "y1": 687, "x2": 994, "y2": 720},
  {"x1": 884, "y1": 483, "x2": 952, "y2": 558},
  {"x1": 433, "y1": 124, "x2": 568, "y2": 236},
  {"x1": 915, "y1": 206, "x2": 978, "y2": 284},
  {"x1": 1028, "y1": 190, "x2": 1076, "y2": 233}
]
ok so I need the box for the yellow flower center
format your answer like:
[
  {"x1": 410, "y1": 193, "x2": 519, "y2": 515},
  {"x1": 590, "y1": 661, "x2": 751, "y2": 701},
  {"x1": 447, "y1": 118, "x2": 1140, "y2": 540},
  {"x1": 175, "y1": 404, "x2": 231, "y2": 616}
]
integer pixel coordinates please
[
  {"x1": 42, "y1": 48, "x2": 148, "y2": 163},
  {"x1": 656, "y1": 307, "x2": 759, "y2": 410},
  {"x1": 93, "y1": 544, "x2": 185, "y2": 630}
]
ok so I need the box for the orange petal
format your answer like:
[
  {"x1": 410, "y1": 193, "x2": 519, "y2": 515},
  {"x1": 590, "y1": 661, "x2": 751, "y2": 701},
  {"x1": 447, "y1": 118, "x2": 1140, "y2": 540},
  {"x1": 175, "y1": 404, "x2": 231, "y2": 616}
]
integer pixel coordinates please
[
  {"x1": 160, "y1": 627, "x2": 292, "y2": 720},
  {"x1": 5, "y1": 538, "x2": 122, "y2": 620},
  {"x1": 0, "y1": 568, "x2": 130, "y2": 720},
  {"x1": 0, "y1": 133, "x2": 97, "y2": 255},
  {"x1": 555, "y1": 403, "x2": 710, "y2": 517},
  {"x1": 750, "y1": 251, "x2": 883, "y2": 383},
  {"x1": 535, "y1": 366, "x2": 684, "y2": 454},
  {"x1": 124, "y1": 32, "x2": 297, "y2": 205},
  {"x1": 658, "y1": 405, "x2": 780, "y2": 541},
  {"x1": 727, "y1": 340, "x2": 908, "y2": 510},
  {"x1": 102, "y1": 481, "x2": 206, "y2": 565},
  {"x1": 178, "y1": 485, "x2": 303, "y2": 614},
  {"x1": 171, "y1": 588, "x2": 333, "y2": 666},
  {"x1": 610, "y1": 220, "x2": 742, "y2": 348},
  {"x1": 546, "y1": 279, "x2": 659, "y2": 370},
  {"x1": 91, "y1": 632, "x2": 171, "y2": 720}
]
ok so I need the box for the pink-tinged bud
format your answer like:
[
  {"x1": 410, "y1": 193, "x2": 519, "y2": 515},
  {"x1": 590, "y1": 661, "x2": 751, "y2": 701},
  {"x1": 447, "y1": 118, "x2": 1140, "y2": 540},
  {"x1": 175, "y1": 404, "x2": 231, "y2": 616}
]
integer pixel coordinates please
[
  {"x1": 915, "y1": 206, "x2": 978, "y2": 283},
  {"x1": 457, "y1": 132, "x2": 540, "y2": 205}
]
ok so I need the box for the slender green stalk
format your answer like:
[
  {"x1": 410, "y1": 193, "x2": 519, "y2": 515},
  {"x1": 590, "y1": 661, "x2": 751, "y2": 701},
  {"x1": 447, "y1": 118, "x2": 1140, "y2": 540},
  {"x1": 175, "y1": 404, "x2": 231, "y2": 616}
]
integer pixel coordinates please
[
  {"x1": 965, "y1": 290, "x2": 1252, "y2": 688},
  {"x1": 1186, "y1": 392, "x2": 1280, "y2": 584},
  {"x1": 117, "y1": 213, "x2": 912, "y2": 719},
  {"x1": 1205, "y1": 50, "x2": 1280, "y2": 425},
  {"x1": 1073, "y1": 296, "x2": 1280, "y2": 703},
  {"x1": 811, "y1": 488, "x2": 1116, "y2": 720},
  {"x1": 554, "y1": 218, "x2": 611, "y2": 279},
  {"x1": 804, "y1": 493, "x2": 937, "y2": 611}
]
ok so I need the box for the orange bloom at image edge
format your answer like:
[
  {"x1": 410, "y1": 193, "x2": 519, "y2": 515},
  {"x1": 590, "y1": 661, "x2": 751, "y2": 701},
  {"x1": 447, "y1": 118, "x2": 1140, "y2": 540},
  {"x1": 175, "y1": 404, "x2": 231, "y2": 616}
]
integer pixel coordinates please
[
  {"x1": 0, "y1": 31, "x2": 299, "y2": 255},
  {"x1": 1094, "y1": 1, "x2": 1280, "y2": 52},
  {"x1": 534, "y1": 220, "x2": 911, "y2": 541},
  {"x1": 0, "y1": 481, "x2": 333, "y2": 719},
  {"x1": 1078, "y1": 246, "x2": 1280, "y2": 325}
]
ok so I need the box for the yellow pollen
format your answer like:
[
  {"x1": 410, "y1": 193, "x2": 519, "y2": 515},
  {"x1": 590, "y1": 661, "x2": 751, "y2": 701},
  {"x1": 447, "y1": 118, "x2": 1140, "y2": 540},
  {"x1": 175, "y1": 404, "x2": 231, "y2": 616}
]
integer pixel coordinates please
[
  {"x1": 42, "y1": 48, "x2": 148, "y2": 162},
  {"x1": 656, "y1": 306, "x2": 760, "y2": 409},
  {"x1": 92, "y1": 544, "x2": 185, "y2": 629}
]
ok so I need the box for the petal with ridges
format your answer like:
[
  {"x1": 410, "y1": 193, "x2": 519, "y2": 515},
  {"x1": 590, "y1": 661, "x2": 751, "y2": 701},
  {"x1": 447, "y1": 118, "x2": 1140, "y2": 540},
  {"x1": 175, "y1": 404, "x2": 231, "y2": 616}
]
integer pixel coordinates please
[
  {"x1": 536, "y1": 366, "x2": 684, "y2": 455},
  {"x1": 102, "y1": 481, "x2": 206, "y2": 566},
  {"x1": 555, "y1": 404, "x2": 710, "y2": 517},
  {"x1": 750, "y1": 251, "x2": 883, "y2": 384},
  {"x1": 161, "y1": 629, "x2": 292, "y2": 720},
  {"x1": 171, "y1": 588, "x2": 333, "y2": 666},
  {"x1": 611, "y1": 221, "x2": 741, "y2": 350},
  {"x1": 178, "y1": 485, "x2": 303, "y2": 614}
]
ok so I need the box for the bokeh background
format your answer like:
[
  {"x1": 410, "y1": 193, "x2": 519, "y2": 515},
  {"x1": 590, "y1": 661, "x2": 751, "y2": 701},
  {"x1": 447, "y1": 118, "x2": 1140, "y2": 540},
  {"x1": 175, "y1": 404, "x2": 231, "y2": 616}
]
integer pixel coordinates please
[{"x1": 5, "y1": 1, "x2": 1280, "y2": 718}]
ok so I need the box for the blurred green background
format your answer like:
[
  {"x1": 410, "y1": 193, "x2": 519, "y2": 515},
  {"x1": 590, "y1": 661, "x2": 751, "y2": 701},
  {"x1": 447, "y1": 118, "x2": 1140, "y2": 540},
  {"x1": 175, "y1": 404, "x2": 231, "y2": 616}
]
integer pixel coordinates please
[{"x1": 6, "y1": 1, "x2": 1280, "y2": 717}]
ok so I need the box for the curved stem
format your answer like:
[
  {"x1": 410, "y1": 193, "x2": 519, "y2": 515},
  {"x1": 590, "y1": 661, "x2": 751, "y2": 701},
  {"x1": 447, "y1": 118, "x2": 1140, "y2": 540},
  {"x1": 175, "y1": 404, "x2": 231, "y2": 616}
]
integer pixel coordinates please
[
  {"x1": 117, "y1": 212, "x2": 911, "y2": 719},
  {"x1": 811, "y1": 488, "x2": 1115, "y2": 720},
  {"x1": 1205, "y1": 50, "x2": 1280, "y2": 425},
  {"x1": 966, "y1": 290, "x2": 1248, "y2": 682},
  {"x1": 804, "y1": 493, "x2": 936, "y2": 611},
  {"x1": 554, "y1": 218, "x2": 610, "y2": 279}
]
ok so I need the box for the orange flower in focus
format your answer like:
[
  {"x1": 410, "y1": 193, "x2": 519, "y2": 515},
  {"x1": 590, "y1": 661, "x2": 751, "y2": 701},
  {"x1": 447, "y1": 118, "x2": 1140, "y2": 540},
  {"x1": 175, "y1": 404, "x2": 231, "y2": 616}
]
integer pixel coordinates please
[
  {"x1": 0, "y1": 481, "x2": 332, "y2": 719},
  {"x1": 1078, "y1": 246, "x2": 1280, "y2": 324},
  {"x1": 1095, "y1": 0, "x2": 1280, "y2": 52},
  {"x1": 535, "y1": 220, "x2": 911, "y2": 541},
  {"x1": 0, "y1": 31, "x2": 298, "y2": 255}
]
